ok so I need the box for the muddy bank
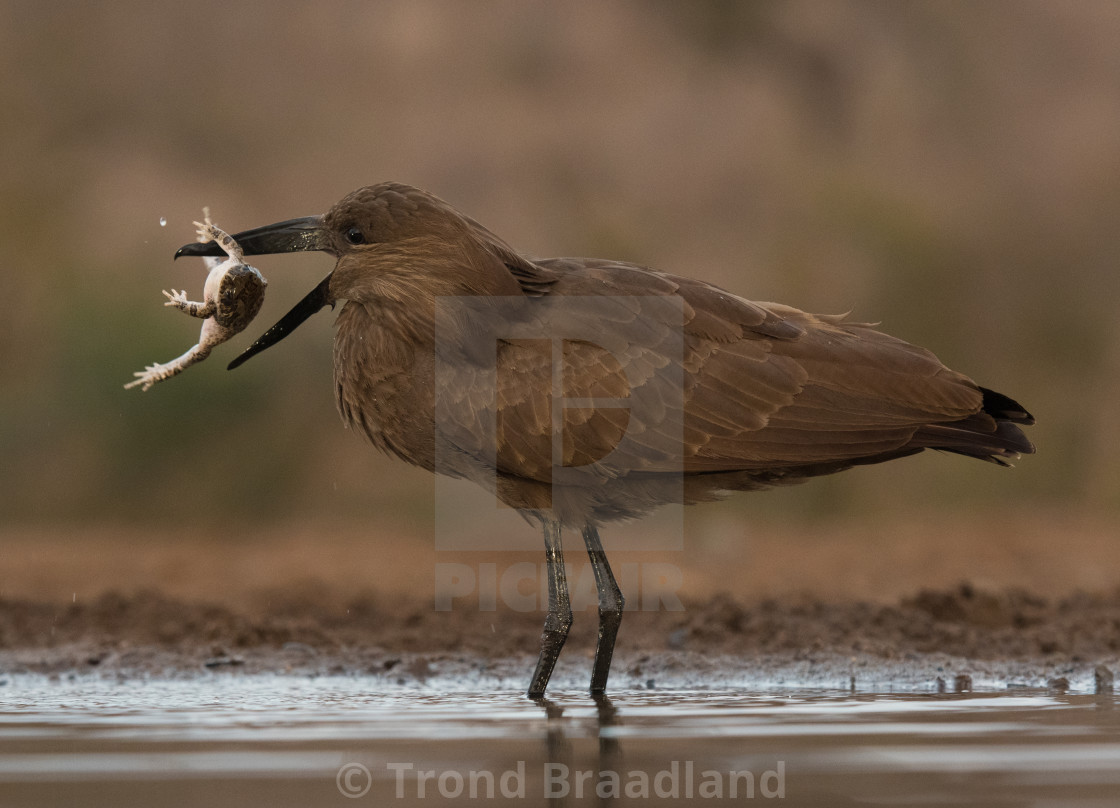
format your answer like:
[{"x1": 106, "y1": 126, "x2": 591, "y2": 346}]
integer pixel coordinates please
[
  {"x1": 2, "y1": 584, "x2": 1117, "y2": 691},
  {"x1": 3, "y1": 514, "x2": 1118, "y2": 689}
]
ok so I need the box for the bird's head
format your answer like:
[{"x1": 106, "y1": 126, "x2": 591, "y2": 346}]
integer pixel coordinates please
[{"x1": 176, "y1": 183, "x2": 533, "y2": 369}]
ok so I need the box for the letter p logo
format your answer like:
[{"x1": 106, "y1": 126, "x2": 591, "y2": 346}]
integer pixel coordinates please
[{"x1": 433, "y1": 295, "x2": 685, "y2": 551}]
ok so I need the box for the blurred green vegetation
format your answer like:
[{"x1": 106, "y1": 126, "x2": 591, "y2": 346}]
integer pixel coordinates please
[{"x1": 1, "y1": 0, "x2": 1118, "y2": 533}]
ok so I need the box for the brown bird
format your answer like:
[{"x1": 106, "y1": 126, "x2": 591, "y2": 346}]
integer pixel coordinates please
[{"x1": 177, "y1": 182, "x2": 1034, "y2": 697}]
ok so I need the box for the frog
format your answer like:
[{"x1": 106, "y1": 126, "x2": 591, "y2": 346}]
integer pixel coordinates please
[{"x1": 125, "y1": 212, "x2": 267, "y2": 391}]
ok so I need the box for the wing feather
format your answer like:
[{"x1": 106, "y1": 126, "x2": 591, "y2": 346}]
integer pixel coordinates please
[{"x1": 435, "y1": 260, "x2": 994, "y2": 482}]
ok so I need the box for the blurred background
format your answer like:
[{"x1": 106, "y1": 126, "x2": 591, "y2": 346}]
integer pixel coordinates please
[{"x1": 2, "y1": 0, "x2": 1118, "y2": 605}]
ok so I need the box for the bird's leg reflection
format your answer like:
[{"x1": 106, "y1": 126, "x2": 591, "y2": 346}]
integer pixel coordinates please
[
  {"x1": 533, "y1": 697, "x2": 571, "y2": 758},
  {"x1": 531, "y1": 695, "x2": 623, "y2": 805},
  {"x1": 533, "y1": 697, "x2": 572, "y2": 807},
  {"x1": 593, "y1": 693, "x2": 622, "y2": 802}
]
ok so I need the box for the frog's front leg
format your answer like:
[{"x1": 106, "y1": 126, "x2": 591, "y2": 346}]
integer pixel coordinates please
[{"x1": 163, "y1": 288, "x2": 214, "y2": 319}]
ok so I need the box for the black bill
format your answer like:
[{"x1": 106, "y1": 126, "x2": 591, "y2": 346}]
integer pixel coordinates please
[{"x1": 175, "y1": 215, "x2": 330, "y2": 258}]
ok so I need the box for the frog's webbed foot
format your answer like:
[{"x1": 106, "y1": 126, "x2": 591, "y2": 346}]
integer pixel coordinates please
[
  {"x1": 194, "y1": 220, "x2": 244, "y2": 265},
  {"x1": 163, "y1": 289, "x2": 213, "y2": 319},
  {"x1": 123, "y1": 342, "x2": 212, "y2": 391},
  {"x1": 124, "y1": 361, "x2": 181, "y2": 392}
]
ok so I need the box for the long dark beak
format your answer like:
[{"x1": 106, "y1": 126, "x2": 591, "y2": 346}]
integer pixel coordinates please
[
  {"x1": 175, "y1": 215, "x2": 330, "y2": 258},
  {"x1": 174, "y1": 215, "x2": 335, "y2": 368}
]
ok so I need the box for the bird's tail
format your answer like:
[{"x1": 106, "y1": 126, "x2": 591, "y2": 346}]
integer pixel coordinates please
[{"x1": 909, "y1": 387, "x2": 1035, "y2": 466}]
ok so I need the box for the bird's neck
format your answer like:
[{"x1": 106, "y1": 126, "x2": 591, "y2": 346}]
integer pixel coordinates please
[
  {"x1": 332, "y1": 299, "x2": 437, "y2": 465},
  {"x1": 330, "y1": 238, "x2": 526, "y2": 346}
]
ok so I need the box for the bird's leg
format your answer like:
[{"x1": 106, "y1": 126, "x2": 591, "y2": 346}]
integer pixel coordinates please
[
  {"x1": 583, "y1": 524, "x2": 624, "y2": 694},
  {"x1": 527, "y1": 519, "x2": 572, "y2": 698}
]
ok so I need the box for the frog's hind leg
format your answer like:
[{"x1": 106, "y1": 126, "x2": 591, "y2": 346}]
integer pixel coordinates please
[
  {"x1": 123, "y1": 341, "x2": 212, "y2": 391},
  {"x1": 199, "y1": 207, "x2": 221, "y2": 273},
  {"x1": 195, "y1": 219, "x2": 244, "y2": 265}
]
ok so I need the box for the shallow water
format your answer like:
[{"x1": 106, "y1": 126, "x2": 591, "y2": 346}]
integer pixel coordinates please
[{"x1": 1, "y1": 675, "x2": 1118, "y2": 806}]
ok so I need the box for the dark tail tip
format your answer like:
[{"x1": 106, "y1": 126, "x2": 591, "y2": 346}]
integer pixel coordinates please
[
  {"x1": 980, "y1": 387, "x2": 1035, "y2": 426},
  {"x1": 911, "y1": 385, "x2": 1036, "y2": 463}
]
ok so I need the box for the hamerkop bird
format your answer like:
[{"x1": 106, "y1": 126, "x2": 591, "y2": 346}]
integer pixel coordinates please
[{"x1": 177, "y1": 182, "x2": 1034, "y2": 696}]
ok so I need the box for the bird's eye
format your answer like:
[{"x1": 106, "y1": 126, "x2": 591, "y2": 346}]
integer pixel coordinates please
[{"x1": 344, "y1": 225, "x2": 365, "y2": 245}]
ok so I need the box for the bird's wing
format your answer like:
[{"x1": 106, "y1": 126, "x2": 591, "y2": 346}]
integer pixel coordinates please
[
  {"x1": 682, "y1": 308, "x2": 982, "y2": 469},
  {"x1": 434, "y1": 260, "x2": 983, "y2": 482}
]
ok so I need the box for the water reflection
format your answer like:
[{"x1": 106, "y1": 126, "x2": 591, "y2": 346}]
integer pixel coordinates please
[
  {"x1": 0, "y1": 676, "x2": 1118, "y2": 806},
  {"x1": 532, "y1": 695, "x2": 622, "y2": 804}
]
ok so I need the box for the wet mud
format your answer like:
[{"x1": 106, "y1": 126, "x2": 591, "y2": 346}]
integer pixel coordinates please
[
  {"x1": 2, "y1": 583, "x2": 1118, "y2": 693},
  {"x1": 2, "y1": 516, "x2": 1118, "y2": 691}
]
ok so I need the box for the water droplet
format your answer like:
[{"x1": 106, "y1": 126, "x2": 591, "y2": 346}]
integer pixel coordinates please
[{"x1": 159, "y1": 217, "x2": 167, "y2": 227}]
